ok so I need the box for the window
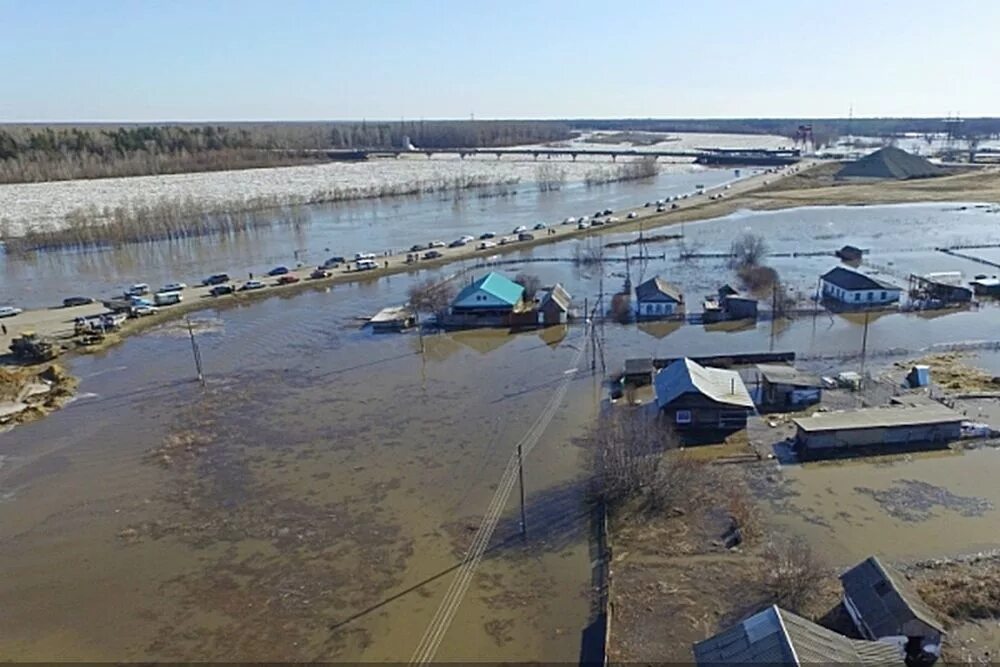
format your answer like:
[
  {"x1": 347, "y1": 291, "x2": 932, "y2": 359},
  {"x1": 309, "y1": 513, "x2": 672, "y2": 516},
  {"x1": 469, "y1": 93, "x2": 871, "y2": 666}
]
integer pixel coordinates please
[
  {"x1": 881, "y1": 291, "x2": 887, "y2": 299},
  {"x1": 867, "y1": 291, "x2": 873, "y2": 301},
  {"x1": 675, "y1": 410, "x2": 692, "y2": 424},
  {"x1": 854, "y1": 293, "x2": 860, "y2": 301}
]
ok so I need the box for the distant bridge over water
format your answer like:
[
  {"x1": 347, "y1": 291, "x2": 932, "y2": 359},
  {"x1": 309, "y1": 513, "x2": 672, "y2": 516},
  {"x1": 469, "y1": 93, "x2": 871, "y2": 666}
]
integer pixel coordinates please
[{"x1": 319, "y1": 146, "x2": 802, "y2": 166}]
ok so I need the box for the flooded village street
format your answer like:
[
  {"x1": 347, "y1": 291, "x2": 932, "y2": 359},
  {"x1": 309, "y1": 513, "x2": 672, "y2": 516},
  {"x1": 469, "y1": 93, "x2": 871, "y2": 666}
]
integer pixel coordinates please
[{"x1": 5, "y1": 169, "x2": 1000, "y2": 660}]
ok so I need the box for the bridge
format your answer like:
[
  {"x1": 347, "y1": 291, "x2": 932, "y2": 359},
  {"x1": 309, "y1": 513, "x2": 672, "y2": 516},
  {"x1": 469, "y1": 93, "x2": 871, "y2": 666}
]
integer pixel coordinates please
[{"x1": 322, "y1": 146, "x2": 802, "y2": 166}]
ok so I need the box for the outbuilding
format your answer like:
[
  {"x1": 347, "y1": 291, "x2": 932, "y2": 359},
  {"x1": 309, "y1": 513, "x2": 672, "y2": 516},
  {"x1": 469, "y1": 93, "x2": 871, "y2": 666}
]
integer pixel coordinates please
[
  {"x1": 756, "y1": 364, "x2": 822, "y2": 410},
  {"x1": 654, "y1": 358, "x2": 754, "y2": 430},
  {"x1": 840, "y1": 556, "x2": 946, "y2": 661},
  {"x1": 635, "y1": 276, "x2": 683, "y2": 319},
  {"x1": 536, "y1": 283, "x2": 571, "y2": 326},
  {"x1": 693, "y1": 604, "x2": 903, "y2": 666},
  {"x1": 792, "y1": 405, "x2": 963, "y2": 452},
  {"x1": 820, "y1": 266, "x2": 901, "y2": 307}
]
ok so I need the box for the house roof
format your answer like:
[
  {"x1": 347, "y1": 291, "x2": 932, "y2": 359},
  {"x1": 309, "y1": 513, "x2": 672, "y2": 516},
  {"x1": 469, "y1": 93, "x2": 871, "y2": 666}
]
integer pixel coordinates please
[
  {"x1": 454, "y1": 272, "x2": 524, "y2": 307},
  {"x1": 624, "y1": 357, "x2": 654, "y2": 375},
  {"x1": 840, "y1": 556, "x2": 947, "y2": 638},
  {"x1": 538, "y1": 283, "x2": 571, "y2": 312},
  {"x1": 822, "y1": 266, "x2": 900, "y2": 292},
  {"x1": 792, "y1": 405, "x2": 962, "y2": 433},
  {"x1": 655, "y1": 358, "x2": 754, "y2": 409},
  {"x1": 636, "y1": 276, "x2": 683, "y2": 303},
  {"x1": 693, "y1": 605, "x2": 904, "y2": 666},
  {"x1": 757, "y1": 364, "x2": 822, "y2": 388},
  {"x1": 837, "y1": 146, "x2": 944, "y2": 180}
]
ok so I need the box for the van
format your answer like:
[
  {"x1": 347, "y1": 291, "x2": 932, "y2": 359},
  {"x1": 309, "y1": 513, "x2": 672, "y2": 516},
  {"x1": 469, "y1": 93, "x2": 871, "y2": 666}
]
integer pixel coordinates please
[
  {"x1": 126, "y1": 283, "x2": 150, "y2": 296},
  {"x1": 355, "y1": 252, "x2": 376, "y2": 261},
  {"x1": 154, "y1": 291, "x2": 183, "y2": 306},
  {"x1": 356, "y1": 259, "x2": 378, "y2": 271}
]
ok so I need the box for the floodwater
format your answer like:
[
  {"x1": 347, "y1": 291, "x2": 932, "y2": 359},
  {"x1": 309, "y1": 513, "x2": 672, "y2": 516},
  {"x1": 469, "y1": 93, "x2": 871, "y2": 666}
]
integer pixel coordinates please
[
  {"x1": 1, "y1": 165, "x2": 745, "y2": 310},
  {"x1": 6, "y1": 197, "x2": 1000, "y2": 659}
]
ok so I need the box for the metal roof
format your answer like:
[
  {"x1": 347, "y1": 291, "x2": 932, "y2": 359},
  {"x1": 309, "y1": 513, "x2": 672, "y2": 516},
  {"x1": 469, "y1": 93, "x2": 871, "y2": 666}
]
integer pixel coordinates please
[
  {"x1": 840, "y1": 556, "x2": 947, "y2": 638},
  {"x1": 693, "y1": 605, "x2": 904, "y2": 666},
  {"x1": 453, "y1": 272, "x2": 525, "y2": 307},
  {"x1": 635, "y1": 275, "x2": 683, "y2": 303},
  {"x1": 624, "y1": 357, "x2": 654, "y2": 375},
  {"x1": 821, "y1": 266, "x2": 900, "y2": 292},
  {"x1": 655, "y1": 358, "x2": 754, "y2": 409},
  {"x1": 792, "y1": 405, "x2": 962, "y2": 433},
  {"x1": 756, "y1": 364, "x2": 822, "y2": 388}
]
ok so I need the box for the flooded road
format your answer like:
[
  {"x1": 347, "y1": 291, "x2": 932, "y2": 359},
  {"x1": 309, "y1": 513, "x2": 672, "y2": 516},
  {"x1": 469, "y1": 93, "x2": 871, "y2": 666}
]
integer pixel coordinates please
[{"x1": 5, "y1": 199, "x2": 1000, "y2": 659}]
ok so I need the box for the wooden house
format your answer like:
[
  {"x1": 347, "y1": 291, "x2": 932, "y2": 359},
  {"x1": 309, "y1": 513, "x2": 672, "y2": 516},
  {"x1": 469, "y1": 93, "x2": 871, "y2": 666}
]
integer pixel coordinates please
[
  {"x1": 635, "y1": 276, "x2": 683, "y2": 319},
  {"x1": 536, "y1": 284, "x2": 571, "y2": 326},
  {"x1": 654, "y1": 358, "x2": 755, "y2": 430}
]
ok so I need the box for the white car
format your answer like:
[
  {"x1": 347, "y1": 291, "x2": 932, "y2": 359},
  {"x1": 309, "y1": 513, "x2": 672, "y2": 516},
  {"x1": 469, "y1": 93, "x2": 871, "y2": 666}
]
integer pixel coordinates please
[
  {"x1": 126, "y1": 283, "x2": 150, "y2": 296},
  {"x1": 160, "y1": 282, "x2": 187, "y2": 292},
  {"x1": 428, "y1": 240, "x2": 446, "y2": 248},
  {"x1": 563, "y1": 217, "x2": 576, "y2": 225},
  {"x1": 512, "y1": 225, "x2": 528, "y2": 234},
  {"x1": 132, "y1": 304, "x2": 159, "y2": 317},
  {"x1": 459, "y1": 234, "x2": 475, "y2": 243},
  {"x1": 477, "y1": 241, "x2": 497, "y2": 250},
  {"x1": 607, "y1": 216, "x2": 620, "y2": 223},
  {"x1": 577, "y1": 221, "x2": 590, "y2": 230},
  {"x1": 627, "y1": 212, "x2": 638, "y2": 219},
  {"x1": 0, "y1": 306, "x2": 23, "y2": 318},
  {"x1": 354, "y1": 252, "x2": 376, "y2": 261}
]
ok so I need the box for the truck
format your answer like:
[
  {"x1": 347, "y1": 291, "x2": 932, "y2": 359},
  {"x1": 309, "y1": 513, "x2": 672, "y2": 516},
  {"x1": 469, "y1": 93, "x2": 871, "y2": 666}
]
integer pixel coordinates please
[{"x1": 9, "y1": 332, "x2": 60, "y2": 362}]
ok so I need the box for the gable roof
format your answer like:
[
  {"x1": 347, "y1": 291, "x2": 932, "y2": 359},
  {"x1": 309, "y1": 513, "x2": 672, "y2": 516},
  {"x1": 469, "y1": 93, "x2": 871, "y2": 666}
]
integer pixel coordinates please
[
  {"x1": 840, "y1": 556, "x2": 947, "y2": 638},
  {"x1": 454, "y1": 272, "x2": 524, "y2": 307},
  {"x1": 636, "y1": 276, "x2": 683, "y2": 303},
  {"x1": 538, "y1": 283, "x2": 571, "y2": 311},
  {"x1": 757, "y1": 364, "x2": 822, "y2": 388},
  {"x1": 693, "y1": 605, "x2": 904, "y2": 666},
  {"x1": 655, "y1": 358, "x2": 754, "y2": 409},
  {"x1": 822, "y1": 266, "x2": 900, "y2": 292},
  {"x1": 837, "y1": 146, "x2": 943, "y2": 180}
]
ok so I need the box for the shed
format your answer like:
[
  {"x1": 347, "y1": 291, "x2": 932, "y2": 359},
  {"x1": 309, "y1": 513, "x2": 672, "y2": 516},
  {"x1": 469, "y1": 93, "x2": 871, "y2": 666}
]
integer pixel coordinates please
[
  {"x1": 536, "y1": 283, "x2": 571, "y2": 326},
  {"x1": 692, "y1": 604, "x2": 903, "y2": 666},
  {"x1": 623, "y1": 357, "x2": 654, "y2": 387},
  {"x1": 821, "y1": 267, "x2": 901, "y2": 307},
  {"x1": 836, "y1": 245, "x2": 865, "y2": 262},
  {"x1": 840, "y1": 556, "x2": 946, "y2": 660},
  {"x1": 723, "y1": 295, "x2": 758, "y2": 320},
  {"x1": 756, "y1": 364, "x2": 822, "y2": 409},
  {"x1": 792, "y1": 405, "x2": 963, "y2": 452},
  {"x1": 635, "y1": 276, "x2": 683, "y2": 319},
  {"x1": 654, "y1": 358, "x2": 754, "y2": 430},
  {"x1": 906, "y1": 365, "x2": 930, "y2": 388},
  {"x1": 969, "y1": 277, "x2": 1000, "y2": 297}
]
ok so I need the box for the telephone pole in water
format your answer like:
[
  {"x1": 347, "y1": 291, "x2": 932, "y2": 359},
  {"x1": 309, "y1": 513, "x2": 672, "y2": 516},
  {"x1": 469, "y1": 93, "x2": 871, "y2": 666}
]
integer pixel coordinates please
[{"x1": 186, "y1": 318, "x2": 205, "y2": 386}]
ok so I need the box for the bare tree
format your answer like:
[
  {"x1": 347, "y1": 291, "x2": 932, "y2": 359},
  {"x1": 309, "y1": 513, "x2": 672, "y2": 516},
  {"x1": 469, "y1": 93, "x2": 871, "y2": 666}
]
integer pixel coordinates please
[
  {"x1": 407, "y1": 277, "x2": 456, "y2": 320},
  {"x1": 728, "y1": 233, "x2": 769, "y2": 269},
  {"x1": 514, "y1": 273, "x2": 543, "y2": 301},
  {"x1": 573, "y1": 239, "x2": 605, "y2": 266},
  {"x1": 760, "y1": 536, "x2": 827, "y2": 612}
]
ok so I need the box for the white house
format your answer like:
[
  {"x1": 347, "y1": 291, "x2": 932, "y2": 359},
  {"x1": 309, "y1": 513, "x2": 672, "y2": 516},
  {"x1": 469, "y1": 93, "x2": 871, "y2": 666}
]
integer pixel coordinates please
[
  {"x1": 635, "y1": 276, "x2": 683, "y2": 318},
  {"x1": 821, "y1": 267, "x2": 901, "y2": 306}
]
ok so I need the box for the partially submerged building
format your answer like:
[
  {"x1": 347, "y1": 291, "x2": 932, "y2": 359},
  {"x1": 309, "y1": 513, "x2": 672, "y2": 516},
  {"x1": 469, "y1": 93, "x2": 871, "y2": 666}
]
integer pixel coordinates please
[
  {"x1": 969, "y1": 276, "x2": 1000, "y2": 297},
  {"x1": 840, "y1": 556, "x2": 947, "y2": 661},
  {"x1": 703, "y1": 285, "x2": 758, "y2": 323},
  {"x1": 692, "y1": 604, "x2": 903, "y2": 666},
  {"x1": 635, "y1": 276, "x2": 683, "y2": 319},
  {"x1": 654, "y1": 358, "x2": 754, "y2": 430},
  {"x1": 909, "y1": 272, "x2": 973, "y2": 305},
  {"x1": 792, "y1": 405, "x2": 963, "y2": 453},
  {"x1": 622, "y1": 357, "x2": 654, "y2": 387},
  {"x1": 446, "y1": 272, "x2": 526, "y2": 327},
  {"x1": 820, "y1": 267, "x2": 902, "y2": 308},
  {"x1": 756, "y1": 364, "x2": 822, "y2": 410},
  {"x1": 536, "y1": 283, "x2": 571, "y2": 326}
]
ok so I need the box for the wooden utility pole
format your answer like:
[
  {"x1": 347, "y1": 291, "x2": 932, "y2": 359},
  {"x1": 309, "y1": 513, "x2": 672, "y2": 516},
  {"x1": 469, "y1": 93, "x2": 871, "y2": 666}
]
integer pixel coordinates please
[
  {"x1": 517, "y1": 443, "x2": 527, "y2": 539},
  {"x1": 185, "y1": 317, "x2": 205, "y2": 386},
  {"x1": 859, "y1": 311, "x2": 871, "y2": 387}
]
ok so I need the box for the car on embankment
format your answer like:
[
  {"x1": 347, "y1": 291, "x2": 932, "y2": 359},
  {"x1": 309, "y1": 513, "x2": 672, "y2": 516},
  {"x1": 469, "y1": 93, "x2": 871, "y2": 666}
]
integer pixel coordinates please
[
  {"x1": 153, "y1": 292, "x2": 183, "y2": 306},
  {"x1": 355, "y1": 259, "x2": 379, "y2": 271},
  {"x1": 0, "y1": 306, "x2": 23, "y2": 318},
  {"x1": 276, "y1": 275, "x2": 300, "y2": 285},
  {"x1": 627, "y1": 212, "x2": 638, "y2": 219},
  {"x1": 479, "y1": 232, "x2": 496, "y2": 240},
  {"x1": 518, "y1": 232, "x2": 535, "y2": 241},
  {"x1": 159, "y1": 282, "x2": 187, "y2": 293},
  {"x1": 131, "y1": 304, "x2": 159, "y2": 317},
  {"x1": 448, "y1": 239, "x2": 467, "y2": 248},
  {"x1": 423, "y1": 250, "x2": 443, "y2": 260},
  {"x1": 240, "y1": 280, "x2": 266, "y2": 291},
  {"x1": 533, "y1": 223, "x2": 547, "y2": 230},
  {"x1": 512, "y1": 225, "x2": 527, "y2": 234},
  {"x1": 267, "y1": 266, "x2": 290, "y2": 276},
  {"x1": 477, "y1": 241, "x2": 497, "y2": 250},
  {"x1": 428, "y1": 240, "x2": 446, "y2": 248},
  {"x1": 62, "y1": 296, "x2": 95, "y2": 308},
  {"x1": 126, "y1": 283, "x2": 150, "y2": 296},
  {"x1": 310, "y1": 268, "x2": 332, "y2": 279},
  {"x1": 209, "y1": 284, "x2": 235, "y2": 297},
  {"x1": 202, "y1": 273, "x2": 231, "y2": 286}
]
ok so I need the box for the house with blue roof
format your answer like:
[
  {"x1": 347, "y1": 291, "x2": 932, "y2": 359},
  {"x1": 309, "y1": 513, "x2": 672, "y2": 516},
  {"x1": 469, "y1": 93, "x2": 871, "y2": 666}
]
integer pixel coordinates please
[{"x1": 446, "y1": 272, "x2": 526, "y2": 327}]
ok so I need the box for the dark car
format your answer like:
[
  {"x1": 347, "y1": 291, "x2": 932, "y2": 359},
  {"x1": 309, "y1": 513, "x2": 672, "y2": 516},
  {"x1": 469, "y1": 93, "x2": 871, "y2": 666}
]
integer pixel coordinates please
[
  {"x1": 276, "y1": 275, "x2": 300, "y2": 285},
  {"x1": 423, "y1": 250, "x2": 443, "y2": 260},
  {"x1": 448, "y1": 239, "x2": 466, "y2": 248},
  {"x1": 321, "y1": 256, "x2": 346, "y2": 269},
  {"x1": 310, "y1": 268, "x2": 332, "y2": 279},
  {"x1": 593, "y1": 210, "x2": 604, "y2": 218},
  {"x1": 409, "y1": 243, "x2": 427, "y2": 252},
  {"x1": 671, "y1": 203, "x2": 680, "y2": 210},
  {"x1": 267, "y1": 266, "x2": 290, "y2": 276},
  {"x1": 63, "y1": 296, "x2": 95, "y2": 308},
  {"x1": 602, "y1": 208, "x2": 613, "y2": 216},
  {"x1": 518, "y1": 232, "x2": 535, "y2": 241},
  {"x1": 209, "y1": 284, "x2": 234, "y2": 296},
  {"x1": 202, "y1": 273, "x2": 230, "y2": 286}
]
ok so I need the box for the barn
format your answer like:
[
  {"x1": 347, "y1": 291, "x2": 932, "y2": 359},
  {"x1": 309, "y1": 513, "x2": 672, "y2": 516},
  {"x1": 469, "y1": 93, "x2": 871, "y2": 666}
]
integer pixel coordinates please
[{"x1": 792, "y1": 405, "x2": 962, "y2": 452}]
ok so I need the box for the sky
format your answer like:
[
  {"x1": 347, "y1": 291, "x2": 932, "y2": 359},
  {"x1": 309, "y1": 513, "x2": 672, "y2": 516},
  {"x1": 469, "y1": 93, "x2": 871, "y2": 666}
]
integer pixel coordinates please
[{"x1": 2, "y1": 0, "x2": 998, "y2": 122}]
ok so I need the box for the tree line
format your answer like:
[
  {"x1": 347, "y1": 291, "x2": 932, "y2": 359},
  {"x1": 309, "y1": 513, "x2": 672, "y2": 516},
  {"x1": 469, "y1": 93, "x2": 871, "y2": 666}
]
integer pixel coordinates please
[{"x1": 0, "y1": 121, "x2": 575, "y2": 184}]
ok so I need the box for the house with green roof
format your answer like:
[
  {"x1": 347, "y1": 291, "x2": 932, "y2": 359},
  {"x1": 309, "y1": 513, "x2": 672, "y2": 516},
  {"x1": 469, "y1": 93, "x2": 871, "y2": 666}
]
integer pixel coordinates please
[{"x1": 445, "y1": 272, "x2": 526, "y2": 327}]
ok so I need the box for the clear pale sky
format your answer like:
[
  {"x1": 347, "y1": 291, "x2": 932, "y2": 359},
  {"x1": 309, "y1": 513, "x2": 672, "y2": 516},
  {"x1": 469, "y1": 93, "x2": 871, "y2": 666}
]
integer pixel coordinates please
[{"x1": 2, "y1": 0, "x2": 997, "y2": 122}]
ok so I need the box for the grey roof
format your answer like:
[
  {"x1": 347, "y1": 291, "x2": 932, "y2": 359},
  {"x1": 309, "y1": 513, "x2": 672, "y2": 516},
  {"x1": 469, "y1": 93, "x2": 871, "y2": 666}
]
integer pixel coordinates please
[
  {"x1": 655, "y1": 358, "x2": 754, "y2": 409},
  {"x1": 624, "y1": 357, "x2": 653, "y2": 375},
  {"x1": 837, "y1": 146, "x2": 944, "y2": 180},
  {"x1": 792, "y1": 405, "x2": 962, "y2": 433},
  {"x1": 538, "y1": 283, "x2": 571, "y2": 311},
  {"x1": 757, "y1": 364, "x2": 823, "y2": 388},
  {"x1": 693, "y1": 605, "x2": 904, "y2": 666},
  {"x1": 636, "y1": 275, "x2": 683, "y2": 303},
  {"x1": 840, "y1": 556, "x2": 947, "y2": 638},
  {"x1": 822, "y1": 267, "x2": 900, "y2": 292}
]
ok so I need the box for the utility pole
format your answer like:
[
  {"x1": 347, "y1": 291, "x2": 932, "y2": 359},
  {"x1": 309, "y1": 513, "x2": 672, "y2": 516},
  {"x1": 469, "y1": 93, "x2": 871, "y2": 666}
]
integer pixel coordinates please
[
  {"x1": 185, "y1": 317, "x2": 205, "y2": 386},
  {"x1": 859, "y1": 311, "x2": 871, "y2": 388},
  {"x1": 517, "y1": 443, "x2": 527, "y2": 539}
]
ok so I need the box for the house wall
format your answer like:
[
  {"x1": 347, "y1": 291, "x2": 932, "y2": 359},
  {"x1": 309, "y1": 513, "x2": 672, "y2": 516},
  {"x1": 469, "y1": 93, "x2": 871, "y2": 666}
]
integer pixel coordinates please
[
  {"x1": 637, "y1": 300, "x2": 677, "y2": 317},
  {"x1": 821, "y1": 279, "x2": 901, "y2": 305},
  {"x1": 797, "y1": 421, "x2": 962, "y2": 449},
  {"x1": 662, "y1": 395, "x2": 749, "y2": 430},
  {"x1": 452, "y1": 288, "x2": 520, "y2": 311}
]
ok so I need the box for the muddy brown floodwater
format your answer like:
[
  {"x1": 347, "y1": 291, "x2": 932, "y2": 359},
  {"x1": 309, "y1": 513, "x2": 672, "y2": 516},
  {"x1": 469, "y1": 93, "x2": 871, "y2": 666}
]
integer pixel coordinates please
[{"x1": 0, "y1": 279, "x2": 603, "y2": 661}]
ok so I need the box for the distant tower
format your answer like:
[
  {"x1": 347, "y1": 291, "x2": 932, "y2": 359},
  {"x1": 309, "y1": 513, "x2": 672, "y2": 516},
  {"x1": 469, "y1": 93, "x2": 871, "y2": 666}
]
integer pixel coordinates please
[{"x1": 943, "y1": 113, "x2": 964, "y2": 158}]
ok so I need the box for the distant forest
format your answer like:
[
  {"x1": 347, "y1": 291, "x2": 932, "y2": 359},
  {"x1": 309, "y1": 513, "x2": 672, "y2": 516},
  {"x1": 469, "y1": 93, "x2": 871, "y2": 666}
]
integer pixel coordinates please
[
  {"x1": 0, "y1": 121, "x2": 575, "y2": 184},
  {"x1": 3, "y1": 117, "x2": 999, "y2": 184}
]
